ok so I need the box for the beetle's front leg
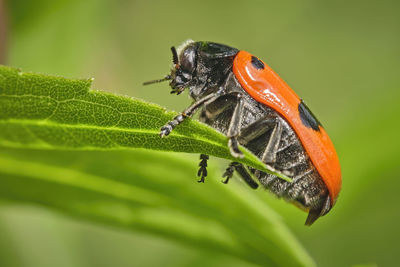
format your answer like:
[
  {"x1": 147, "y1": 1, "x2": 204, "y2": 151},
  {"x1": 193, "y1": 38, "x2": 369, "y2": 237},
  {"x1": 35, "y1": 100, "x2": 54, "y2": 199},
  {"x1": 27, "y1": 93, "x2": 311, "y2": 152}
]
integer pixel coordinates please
[
  {"x1": 201, "y1": 91, "x2": 245, "y2": 158},
  {"x1": 159, "y1": 92, "x2": 221, "y2": 137}
]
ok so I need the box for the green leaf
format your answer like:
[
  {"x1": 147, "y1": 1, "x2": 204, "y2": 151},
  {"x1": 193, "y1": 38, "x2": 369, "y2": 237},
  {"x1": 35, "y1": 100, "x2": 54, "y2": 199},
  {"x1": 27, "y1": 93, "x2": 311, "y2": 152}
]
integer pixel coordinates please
[
  {"x1": 0, "y1": 65, "x2": 289, "y2": 181},
  {"x1": 0, "y1": 65, "x2": 313, "y2": 266},
  {"x1": 0, "y1": 147, "x2": 314, "y2": 267}
]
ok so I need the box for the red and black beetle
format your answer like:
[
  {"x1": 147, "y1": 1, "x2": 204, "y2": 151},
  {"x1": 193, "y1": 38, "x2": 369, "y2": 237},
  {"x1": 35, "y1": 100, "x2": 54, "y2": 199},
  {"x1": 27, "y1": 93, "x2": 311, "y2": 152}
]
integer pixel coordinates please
[{"x1": 144, "y1": 40, "x2": 342, "y2": 225}]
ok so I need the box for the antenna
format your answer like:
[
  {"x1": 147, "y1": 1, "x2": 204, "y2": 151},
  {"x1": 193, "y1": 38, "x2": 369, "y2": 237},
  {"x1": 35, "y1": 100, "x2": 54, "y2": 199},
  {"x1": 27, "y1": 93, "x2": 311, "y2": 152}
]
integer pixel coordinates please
[
  {"x1": 143, "y1": 46, "x2": 178, "y2": 86},
  {"x1": 143, "y1": 75, "x2": 171, "y2": 86},
  {"x1": 171, "y1": 46, "x2": 179, "y2": 65}
]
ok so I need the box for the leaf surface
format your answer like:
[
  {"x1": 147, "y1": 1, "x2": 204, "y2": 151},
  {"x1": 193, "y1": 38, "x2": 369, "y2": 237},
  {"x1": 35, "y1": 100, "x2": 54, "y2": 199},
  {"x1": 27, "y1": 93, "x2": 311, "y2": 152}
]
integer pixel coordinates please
[
  {"x1": 0, "y1": 65, "x2": 289, "y2": 180},
  {"x1": 0, "y1": 65, "x2": 314, "y2": 266}
]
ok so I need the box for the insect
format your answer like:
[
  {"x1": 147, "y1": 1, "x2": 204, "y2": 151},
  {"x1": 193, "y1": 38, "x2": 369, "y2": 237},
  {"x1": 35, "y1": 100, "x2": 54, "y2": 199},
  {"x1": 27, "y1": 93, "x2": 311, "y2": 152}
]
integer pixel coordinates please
[{"x1": 144, "y1": 40, "x2": 341, "y2": 225}]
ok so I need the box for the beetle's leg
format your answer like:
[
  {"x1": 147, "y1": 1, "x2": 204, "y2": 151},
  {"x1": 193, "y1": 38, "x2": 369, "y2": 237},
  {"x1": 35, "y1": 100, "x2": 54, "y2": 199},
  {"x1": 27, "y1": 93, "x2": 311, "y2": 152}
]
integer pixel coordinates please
[
  {"x1": 234, "y1": 162, "x2": 259, "y2": 189},
  {"x1": 198, "y1": 91, "x2": 246, "y2": 158},
  {"x1": 238, "y1": 116, "x2": 290, "y2": 176},
  {"x1": 200, "y1": 93, "x2": 237, "y2": 121},
  {"x1": 160, "y1": 92, "x2": 221, "y2": 137},
  {"x1": 227, "y1": 93, "x2": 245, "y2": 158},
  {"x1": 261, "y1": 119, "x2": 282, "y2": 164},
  {"x1": 237, "y1": 115, "x2": 276, "y2": 145},
  {"x1": 236, "y1": 115, "x2": 282, "y2": 164},
  {"x1": 197, "y1": 154, "x2": 209, "y2": 183},
  {"x1": 222, "y1": 162, "x2": 259, "y2": 189},
  {"x1": 222, "y1": 162, "x2": 235, "y2": 184},
  {"x1": 252, "y1": 119, "x2": 290, "y2": 177}
]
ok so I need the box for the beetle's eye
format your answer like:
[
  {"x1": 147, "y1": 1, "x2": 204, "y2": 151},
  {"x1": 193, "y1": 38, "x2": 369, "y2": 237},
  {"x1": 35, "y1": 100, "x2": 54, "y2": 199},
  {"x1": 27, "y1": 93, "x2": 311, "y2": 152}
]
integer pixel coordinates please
[{"x1": 180, "y1": 47, "x2": 196, "y2": 73}]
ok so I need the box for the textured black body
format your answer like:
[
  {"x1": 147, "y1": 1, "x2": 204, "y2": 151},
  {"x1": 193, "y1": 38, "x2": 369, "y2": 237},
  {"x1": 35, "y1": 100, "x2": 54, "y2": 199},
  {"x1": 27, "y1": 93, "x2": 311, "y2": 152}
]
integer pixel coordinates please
[
  {"x1": 150, "y1": 41, "x2": 331, "y2": 224},
  {"x1": 198, "y1": 73, "x2": 328, "y2": 211}
]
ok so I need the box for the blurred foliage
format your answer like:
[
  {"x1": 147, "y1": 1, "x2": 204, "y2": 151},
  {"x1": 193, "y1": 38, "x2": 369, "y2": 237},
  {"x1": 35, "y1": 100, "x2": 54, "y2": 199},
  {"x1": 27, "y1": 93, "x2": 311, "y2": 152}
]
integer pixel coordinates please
[
  {"x1": 1, "y1": 0, "x2": 400, "y2": 266},
  {"x1": 0, "y1": 148, "x2": 313, "y2": 267}
]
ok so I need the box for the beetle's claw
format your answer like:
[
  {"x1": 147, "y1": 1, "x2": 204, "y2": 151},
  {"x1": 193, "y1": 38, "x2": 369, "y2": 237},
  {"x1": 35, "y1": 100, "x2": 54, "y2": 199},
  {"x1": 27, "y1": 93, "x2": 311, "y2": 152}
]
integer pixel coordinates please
[
  {"x1": 159, "y1": 125, "x2": 172, "y2": 138},
  {"x1": 197, "y1": 154, "x2": 208, "y2": 183},
  {"x1": 228, "y1": 138, "x2": 244, "y2": 158}
]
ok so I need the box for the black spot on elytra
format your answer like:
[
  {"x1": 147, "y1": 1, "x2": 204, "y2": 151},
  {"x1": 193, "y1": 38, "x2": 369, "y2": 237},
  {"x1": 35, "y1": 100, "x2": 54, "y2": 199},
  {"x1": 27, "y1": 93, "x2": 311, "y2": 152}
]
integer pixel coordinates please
[
  {"x1": 298, "y1": 100, "x2": 322, "y2": 131},
  {"x1": 251, "y1": 56, "x2": 264, "y2": 70}
]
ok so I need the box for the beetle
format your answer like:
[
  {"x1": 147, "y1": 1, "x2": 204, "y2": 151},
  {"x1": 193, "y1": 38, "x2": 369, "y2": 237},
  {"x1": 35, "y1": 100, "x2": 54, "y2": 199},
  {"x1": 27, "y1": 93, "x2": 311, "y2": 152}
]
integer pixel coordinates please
[{"x1": 144, "y1": 40, "x2": 341, "y2": 225}]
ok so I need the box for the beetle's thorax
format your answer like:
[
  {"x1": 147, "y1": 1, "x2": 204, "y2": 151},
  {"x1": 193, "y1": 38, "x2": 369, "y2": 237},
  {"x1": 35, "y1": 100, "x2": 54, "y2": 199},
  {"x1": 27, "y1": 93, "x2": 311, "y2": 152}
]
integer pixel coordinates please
[{"x1": 171, "y1": 41, "x2": 238, "y2": 101}]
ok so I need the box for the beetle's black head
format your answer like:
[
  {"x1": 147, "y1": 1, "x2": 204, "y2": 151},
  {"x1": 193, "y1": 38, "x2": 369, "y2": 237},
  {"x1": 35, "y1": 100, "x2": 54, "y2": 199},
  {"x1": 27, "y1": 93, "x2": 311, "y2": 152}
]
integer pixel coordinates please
[
  {"x1": 144, "y1": 40, "x2": 239, "y2": 97},
  {"x1": 168, "y1": 40, "x2": 198, "y2": 95},
  {"x1": 143, "y1": 40, "x2": 198, "y2": 94}
]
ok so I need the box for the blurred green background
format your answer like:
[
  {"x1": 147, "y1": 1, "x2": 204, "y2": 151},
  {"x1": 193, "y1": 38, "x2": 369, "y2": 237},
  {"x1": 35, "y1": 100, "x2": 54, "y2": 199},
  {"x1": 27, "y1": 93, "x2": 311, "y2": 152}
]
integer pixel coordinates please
[{"x1": 1, "y1": 0, "x2": 399, "y2": 266}]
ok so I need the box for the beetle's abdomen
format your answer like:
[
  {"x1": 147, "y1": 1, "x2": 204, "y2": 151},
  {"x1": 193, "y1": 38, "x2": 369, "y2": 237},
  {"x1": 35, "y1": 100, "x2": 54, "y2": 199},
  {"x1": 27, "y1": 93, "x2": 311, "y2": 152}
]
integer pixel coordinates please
[
  {"x1": 245, "y1": 113, "x2": 328, "y2": 210},
  {"x1": 199, "y1": 75, "x2": 329, "y2": 211}
]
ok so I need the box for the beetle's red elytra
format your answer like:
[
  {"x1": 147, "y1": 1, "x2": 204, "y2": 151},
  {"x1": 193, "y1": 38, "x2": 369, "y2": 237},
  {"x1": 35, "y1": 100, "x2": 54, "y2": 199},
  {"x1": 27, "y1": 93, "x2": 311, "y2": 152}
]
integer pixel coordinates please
[
  {"x1": 144, "y1": 40, "x2": 342, "y2": 225},
  {"x1": 233, "y1": 51, "x2": 341, "y2": 204}
]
